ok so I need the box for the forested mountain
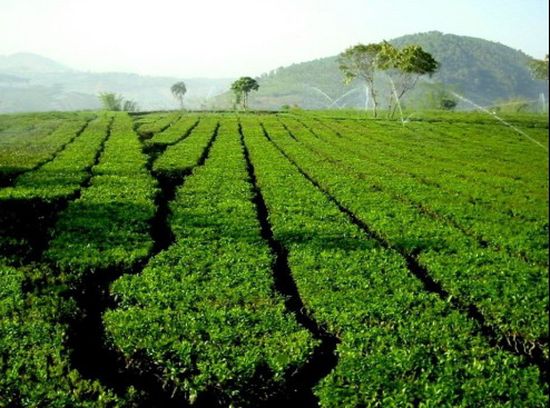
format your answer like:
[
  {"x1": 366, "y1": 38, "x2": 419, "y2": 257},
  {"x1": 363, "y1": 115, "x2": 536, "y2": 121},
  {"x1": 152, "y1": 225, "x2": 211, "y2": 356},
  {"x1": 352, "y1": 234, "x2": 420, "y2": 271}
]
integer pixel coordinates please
[
  {"x1": 221, "y1": 31, "x2": 547, "y2": 110},
  {"x1": 391, "y1": 32, "x2": 543, "y2": 104}
]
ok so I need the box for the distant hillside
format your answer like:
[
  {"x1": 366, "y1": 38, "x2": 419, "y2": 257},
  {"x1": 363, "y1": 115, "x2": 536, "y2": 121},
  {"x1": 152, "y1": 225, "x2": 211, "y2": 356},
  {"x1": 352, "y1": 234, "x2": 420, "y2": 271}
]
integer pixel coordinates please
[
  {"x1": 0, "y1": 53, "x2": 233, "y2": 113},
  {"x1": 221, "y1": 31, "x2": 547, "y2": 110},
  {"x1": 0, "y1": 53, "x2": 72, "y2": 74}
]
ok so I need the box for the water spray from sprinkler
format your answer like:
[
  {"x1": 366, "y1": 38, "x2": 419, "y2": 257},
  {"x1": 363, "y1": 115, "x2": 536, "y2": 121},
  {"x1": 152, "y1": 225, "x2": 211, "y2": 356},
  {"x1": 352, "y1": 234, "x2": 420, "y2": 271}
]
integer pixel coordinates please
[
  {"x1": 387, "y1": 75, "x2": 406, "y2": 126},
  {"x1": 452, "y1": 92, "x2": 547, "y2": 151},
  {"x1": 328, "y1": 87, "x2": 363, "y2": 108},
  {"x1": 304, "y1": 85, "x2": 334, "y2": 107}
]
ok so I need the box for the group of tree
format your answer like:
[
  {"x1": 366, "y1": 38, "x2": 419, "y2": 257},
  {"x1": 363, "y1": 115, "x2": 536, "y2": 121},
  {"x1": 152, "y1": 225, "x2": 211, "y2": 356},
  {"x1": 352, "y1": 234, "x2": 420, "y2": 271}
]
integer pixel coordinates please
[
  {"x1": 98, "y1": 92, "x2": 138, "y2": 112},
  {"x1": 100, "y1": 79, "x2": 261, "y2": 112},
  {"x1": 231, "y1": 77, "x2": 259, "y2": 110},
  {"x1": 171, "y1": 78, "x2": 261, "y2": 111},
  {"x1": 338, "y1": 41, "x2": 439, "y2": 117},
  {"x1": 171, "y1": 77, "x2": 260, "y2": 111}
]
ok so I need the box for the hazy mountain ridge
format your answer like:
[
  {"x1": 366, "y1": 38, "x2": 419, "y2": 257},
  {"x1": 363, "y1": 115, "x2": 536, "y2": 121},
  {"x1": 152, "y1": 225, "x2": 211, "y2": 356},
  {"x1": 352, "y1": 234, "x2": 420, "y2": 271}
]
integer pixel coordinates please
[
  {"x1": 0, "y1": 53, "x2": 233, "y2": 112},
  {"x1": 0, "y1": 52, "x2": 73, "y2": 74}
]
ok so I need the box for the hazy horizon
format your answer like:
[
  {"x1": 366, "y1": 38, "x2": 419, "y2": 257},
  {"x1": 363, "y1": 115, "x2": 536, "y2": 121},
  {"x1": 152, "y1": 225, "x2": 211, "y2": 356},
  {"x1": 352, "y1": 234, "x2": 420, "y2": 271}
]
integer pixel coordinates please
[{"x1": 1, "y1": 0, "x2": 548, "y2": 78}]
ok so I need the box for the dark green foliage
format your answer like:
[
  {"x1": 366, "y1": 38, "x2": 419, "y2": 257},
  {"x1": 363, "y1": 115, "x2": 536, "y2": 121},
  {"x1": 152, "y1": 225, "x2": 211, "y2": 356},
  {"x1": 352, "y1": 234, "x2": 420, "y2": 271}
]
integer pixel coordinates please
[
  {"x1": 0, "y1": 114, "x2": 111, "y2": 202},
  {"x1": 440, "y1": 96, "x2": 458, "y2": 110},
  {"x1": 273, "y1": 114, "x2": 548, "y2": 346},
  {"x1": 389, "y1": 43, "x2": 439, "y2": 75},
  {"x1": 0, "y1": 114, "x2": 112, "y2": 262},
  {"x1": 391, "y1": 32, "x2": 545, "y2": 104},
  {"x1": 153, "y1": 117, "x2": 218, "y2": 177},
  {"x1": 134, "y1": 112, "x2": 181, "y2": 137},
  {"x1": 0, "y1": 263, "x2": 120, "y2": 407},
  {"x1": 376, "y1": 41, "x2": 439, "y2": 116}
]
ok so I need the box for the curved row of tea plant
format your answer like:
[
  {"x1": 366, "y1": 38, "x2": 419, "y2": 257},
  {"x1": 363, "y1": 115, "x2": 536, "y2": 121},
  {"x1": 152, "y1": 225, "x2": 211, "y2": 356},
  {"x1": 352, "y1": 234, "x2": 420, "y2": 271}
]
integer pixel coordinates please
[
  {"x1": 240, "y1": 116, "x2": 546, "y2": 407},
  {"x1": 46, "y1": 112, "x2": 157, "y2": 281},
  {"x1": 265, "y1": 117, "x2": 548, "y2": 349},
  {"x1": 147, "y1": 115, "x2": 199, "y2": 146},
  {"x1": 299, "y1": 110, "x2": 549, "y2": 130},
  {"x1": 315, "y1": 116, "x2": 547, "y2": 191},
  {"x1": 104, "y1": 119, "x2": 315, "y2": 405},
  {"x1": 153, "y1": 117, "x2": 219, "y2": 178},
  {"x1": 0, "y1": 114, "x2": 112, "y2": 203},
  {"x1": 291, "y1": 115, "x2": 549, "y2": 277},
  {"x1": 135, "y1": 112, "x2": 180, "y2": 137},
  {"x1": 0, "y1": 114, "x2": 112, "y2": 264},
  {"x1": 0, "y1": 112, "x2": 94, "y2": 183}
]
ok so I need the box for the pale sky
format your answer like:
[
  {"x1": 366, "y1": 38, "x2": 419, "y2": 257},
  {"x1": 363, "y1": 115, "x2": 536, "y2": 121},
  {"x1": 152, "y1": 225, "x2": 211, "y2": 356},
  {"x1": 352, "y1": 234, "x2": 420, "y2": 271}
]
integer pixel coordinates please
[{"x1": 0, "y1": 0, "x2": 548, "y2": 78}]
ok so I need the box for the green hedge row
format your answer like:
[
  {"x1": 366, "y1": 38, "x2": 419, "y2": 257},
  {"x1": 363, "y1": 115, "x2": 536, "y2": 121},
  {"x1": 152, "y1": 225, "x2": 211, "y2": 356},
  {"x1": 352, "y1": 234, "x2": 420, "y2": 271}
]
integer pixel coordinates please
[
  {"x1": 135, "y1": 112, "x2": 180, "y2": 136},
  {"x1": 147, "y1": 114, "x2": 199, "y2": 146},
  {"x1": 0, "y1": 113, "x2": 111, "y2": 203},
  {"x1": 46, "y1": 112, "x2": 157, "y2": 280},
  {"x1": 284, "y1": 117, "x2": 548, "y2": 265},
  {"x1": 0, "y1": 112, "x2": 94, "y2": 182},
  {"x1": 153, "y1": 116, "x2": 219, "y2": 177}
]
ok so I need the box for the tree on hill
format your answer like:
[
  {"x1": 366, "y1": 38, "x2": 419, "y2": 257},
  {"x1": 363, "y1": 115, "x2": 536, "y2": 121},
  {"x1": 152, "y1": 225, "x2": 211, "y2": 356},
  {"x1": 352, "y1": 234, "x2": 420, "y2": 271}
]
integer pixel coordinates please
[
  {"x1": 338, "y1": 42, "x2": 438, "y2": 118},
  {"x1": 529, "y1": 55, "x2": 548, "y2": 81},
  {"x1": 171, "y1": 81, "x2": 187, "y2": 110},
  {"x1": 378, "y1": 42, "x2": 439, "y2": 117},
  {"x1": 338, "y1": 43, "x2": 383, "y2": 117},
  {"x1": 231, "y1": 77, "x2": 259, "y2": 110}
]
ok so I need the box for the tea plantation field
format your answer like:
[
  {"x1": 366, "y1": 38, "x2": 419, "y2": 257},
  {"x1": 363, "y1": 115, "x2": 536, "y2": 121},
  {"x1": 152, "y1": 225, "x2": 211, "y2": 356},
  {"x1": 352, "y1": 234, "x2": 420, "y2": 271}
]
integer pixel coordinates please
[{"x1": 0, "y1": 110, "x2": 548, "y2": 407}]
